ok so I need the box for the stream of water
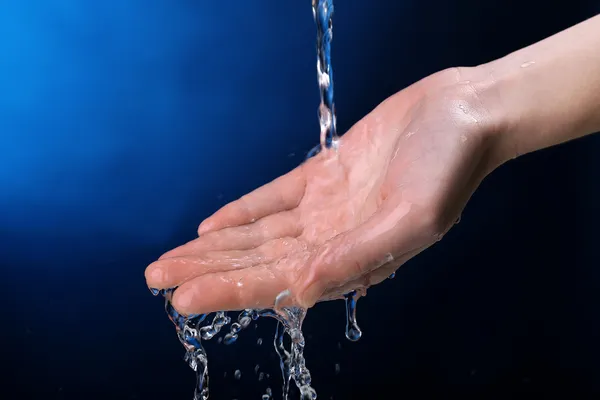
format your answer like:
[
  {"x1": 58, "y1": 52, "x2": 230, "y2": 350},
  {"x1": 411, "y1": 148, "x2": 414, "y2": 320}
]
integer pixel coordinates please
[{"x1": 153, "y1": 2, "x2": 363, "y2": 399}]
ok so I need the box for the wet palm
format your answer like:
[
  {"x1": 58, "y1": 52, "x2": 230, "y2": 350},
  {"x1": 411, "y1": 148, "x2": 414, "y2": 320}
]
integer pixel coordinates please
[{"x1": 145, "y1": 68, "x2": 500, "y2": 315}]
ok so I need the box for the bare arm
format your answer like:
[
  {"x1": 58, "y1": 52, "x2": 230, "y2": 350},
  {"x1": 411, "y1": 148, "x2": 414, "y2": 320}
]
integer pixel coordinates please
[{"x1": 479, "y1": 13, "x2": 600, "y2": 164}]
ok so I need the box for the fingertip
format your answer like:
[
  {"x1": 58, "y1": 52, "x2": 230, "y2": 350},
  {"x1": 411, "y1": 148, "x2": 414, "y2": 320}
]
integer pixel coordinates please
[
  {"x1": 197, "y1": 220, "x2": 214, "y2": 236},
  {"x1": 145, "y1": 263, "x2": 165, "y2": 287},
  {"x1": 172, "y1": 286, "x2": 198, "y2": 316}
]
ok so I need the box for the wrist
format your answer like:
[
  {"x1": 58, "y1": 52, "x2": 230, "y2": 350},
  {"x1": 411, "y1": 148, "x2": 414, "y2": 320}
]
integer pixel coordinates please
[
  {"x1": 473, "y1": 14, "x2": 600, "y2": 168},
  {"x1": 446, "y1": 64, "x2": 515, "y2": 172},
  {"x1": 469, "y1": 62, "x2": 521, "y2": 169}
]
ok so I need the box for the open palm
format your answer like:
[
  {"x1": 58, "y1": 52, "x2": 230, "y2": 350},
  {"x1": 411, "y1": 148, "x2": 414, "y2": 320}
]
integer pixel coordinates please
[{"x1": 145, "y1": 67, "x2": 500, "y2": 315}]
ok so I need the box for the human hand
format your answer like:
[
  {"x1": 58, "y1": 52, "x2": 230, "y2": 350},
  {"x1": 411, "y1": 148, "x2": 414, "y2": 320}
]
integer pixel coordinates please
[
  {"x1": 146, "y1": 15, "x2": 600, "y2": 316},
  {"x1": 144, "y1": 66, "x2": 504, "y2": 315}
]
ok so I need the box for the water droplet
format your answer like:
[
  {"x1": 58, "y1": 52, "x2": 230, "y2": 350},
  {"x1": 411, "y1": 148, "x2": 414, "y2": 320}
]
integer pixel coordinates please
[
  {"x1": 521, "y1": 61, "x2": 535, "y2": 68},
  {"x1": 234, "y1": 370, "x2": 242, "y2": 380},
  {"x1": 149, "y1": 287, "x2": 160, "y2": 296},
  {"x1": 455, "y1": 215, "x2": 462, "y2": 225},
  {"x1": 217, "y1": 337, "x2": 223, "y2": 344},
  {"x1": 262, "y1": 387, "x2": 273, "y2": 400},
  {"x1": 335, "y1": 364, "x2": 340, "y2": 374},
  {"x1": 230, "y1": 322, "x2": 241, "y2": 334},
  {"x1": 274, "y1": 289, "x2": 292, "y2": 310},
  {"x1": 344, "y1": 291, "x2": 362, "y2": 341},
  {"x1": 254, "y1": 364, "x2": 260, "y2": 374},
  {"x1": 223, "y1": 333, "x2": 238, "y2": 345},
  {"x1": 257, "y1": 338, "x2": 263, "y2": 345},
  {"x1": 239, "y1": 316, "x2": 251, "y2": 328},
  {"x1": 259, "y1": 372, "x2": 265, "y2": 381}
]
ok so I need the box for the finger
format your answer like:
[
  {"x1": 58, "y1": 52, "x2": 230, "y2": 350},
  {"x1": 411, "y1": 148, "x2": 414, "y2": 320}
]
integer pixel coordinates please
[
  {"x1": 170, "y1": 264, "x2": 296, "y2": 316},
  {"x1": 197, "y1": 167, "x2": 306, "y2": 235},
  {"x1": 146, "y1": 236, "x2": 302, "y2": 290},
  {"x1": 294, "y1": 196, "x2": 435, "y2": 308},
  {"x1": 161, "y1": 211, "x2": 300, "y2": 259}
]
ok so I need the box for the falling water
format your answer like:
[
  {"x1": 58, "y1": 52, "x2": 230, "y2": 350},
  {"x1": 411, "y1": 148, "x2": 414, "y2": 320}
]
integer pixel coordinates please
[
  {"x1": 153, "y1": 1, "x2": 360, "y2": 399},
  {"x1": 307, "y1": 0, "x2": 338, "y2": 158}
]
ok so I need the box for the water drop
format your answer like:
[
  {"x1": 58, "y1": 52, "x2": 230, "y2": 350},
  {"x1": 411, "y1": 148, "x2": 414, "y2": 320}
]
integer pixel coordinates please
[
  {"x1": 344, "y1": 291, "x2": 362, "y2": 341},
  {"x1": 231, "y1": 322, "x2": 241, "y2": 334},
  {"x1": 262, "y1": 387, "x2": 273, "y2": 399},
  {"x1": 335, "y1": 364, "x2": 340, "y2": 374},
  {"x1": 234, "y1": 370, "x2": 242, "y2": 380},
  {"x1": 254, "y1": 365, "x2": 260, "y2": 374},
  {"x1": 274, "y1": 289, "x2": 292, "y2": 310},
  {"x1": 259, "y1": 372, "x2": 265, "y2": 381},
  {"x1": 149, "y1": 287, "x2": 160, "y2": 296},
  {"x1": 521, "y1": 61, "x2": 535, "y2": 68},
  {"x1": 223, "y1": 333, "x2": 238, "y2": 345},
  {"x1": 388, "y1": 272, "x2": 396, "y2": 279},
  {"x1": 257, "y1": 338, "x2": 263, "y2": 346},
  {"x1": 455, "y1": 215, "x2": 462, "y2": 225},
  {"x1": 239, "y1": 316, "x2": 251, "y2": 328}
]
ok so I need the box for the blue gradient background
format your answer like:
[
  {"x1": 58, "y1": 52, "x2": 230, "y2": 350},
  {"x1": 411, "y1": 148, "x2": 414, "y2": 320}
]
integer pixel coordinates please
[{"x1": 2, "y1": 1, "x2": 600, "y2": 399}]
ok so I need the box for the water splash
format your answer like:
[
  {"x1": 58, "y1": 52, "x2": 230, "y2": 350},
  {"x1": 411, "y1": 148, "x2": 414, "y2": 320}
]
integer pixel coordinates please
[
  {"x1": 272, "y1": 307, "x2": 317, "y2": 400},
  {"x1": 160, "y1": 288, "x2": 317, "y2": 400},
  {"x1": 155, "y1": 1, "x2": 357, "y2": 398},
  {"x1": 223, "y1": 309, "x2": 254, "y2": 345},
  {"x1": 164, "y1": 291, "x2": 210, "y2": 400}
]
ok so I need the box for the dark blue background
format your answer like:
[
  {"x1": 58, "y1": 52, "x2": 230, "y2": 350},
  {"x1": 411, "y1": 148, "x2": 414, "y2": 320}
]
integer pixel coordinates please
[{"x1": 2, "y1": 1, "x2": 600, "y2": 399}]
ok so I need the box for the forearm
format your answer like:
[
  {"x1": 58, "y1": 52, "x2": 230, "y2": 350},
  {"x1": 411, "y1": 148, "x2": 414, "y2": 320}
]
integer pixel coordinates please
[{"x1": 480, "y1": 14, "x2": 600, "y2": 163}]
